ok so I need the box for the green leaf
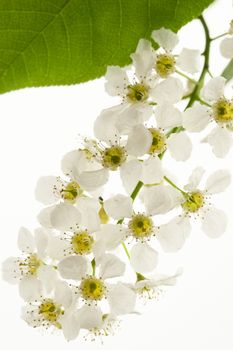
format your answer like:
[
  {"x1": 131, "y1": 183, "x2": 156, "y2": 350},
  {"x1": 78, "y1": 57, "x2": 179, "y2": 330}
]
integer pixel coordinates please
[
  {"x1": 222, "y1": 59, "x2": 233, "y2": 82},
  {"x1": 0, "y1": 0, "x2": 213, "y2": 94}
]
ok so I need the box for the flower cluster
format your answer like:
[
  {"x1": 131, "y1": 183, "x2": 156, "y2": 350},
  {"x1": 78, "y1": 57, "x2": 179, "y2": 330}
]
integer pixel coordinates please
[{"x1": 2, "y1": 20, "x2": 232, "y2": 342}]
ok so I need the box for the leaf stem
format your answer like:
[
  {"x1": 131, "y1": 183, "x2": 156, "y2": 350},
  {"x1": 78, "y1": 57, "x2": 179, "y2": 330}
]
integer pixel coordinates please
[
  {"x1": 164, "y1": 176, "x2": 187, "y2": 197},
  {"x1": 122, "y1": 242, "x2": 131, "y2": 260},
  {"x1": 211, "y1": 32, "x2": 228, "y2": 41},
  {"x1": 175, "y1": 69, "x2": 197, "y2": 84}
]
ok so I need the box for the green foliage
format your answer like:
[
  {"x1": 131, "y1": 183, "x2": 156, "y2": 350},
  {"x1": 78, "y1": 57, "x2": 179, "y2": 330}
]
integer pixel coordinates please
[{"x1": 0, "y1": 0, "x2": 213, "y2": 94}]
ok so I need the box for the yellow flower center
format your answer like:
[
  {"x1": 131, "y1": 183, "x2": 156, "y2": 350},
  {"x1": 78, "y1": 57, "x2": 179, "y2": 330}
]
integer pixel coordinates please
[
  {"x1": 61, "y1": 181, "x2": 82, "y2": 202},
  {"x1": 129, "y1": 214, "x2": 153, "y2": 238},
  {"x1": 148, "y1": 128, "x2": 166, "y2": 154},
  {"x1": 38, "y1": 299, "x2": 64, "y2": 328},
  {"x1": 71, "y1": 231, "x2": 94, "y2": 255},
  {"x1": 19, "y1": 254, "x2": 43, "y2": 276},
  {"x1": 80, "y1": 277, "x2": 106, "y2": 301},
  {"x1": 102, "y1": 146, "x2": 126, "y2": 170},
  {"x1": 213, "y1": 98, "x2": 233, "y2": 124},
  {"x1": 182, "y1": 192, "x2": 204, "y2": 213},
  {"x1": 155, "y1": 54, "x2": 176, "y2": 78},
  {"x1": 127, "y1": 83, "x2": 149, "y2": 102}
]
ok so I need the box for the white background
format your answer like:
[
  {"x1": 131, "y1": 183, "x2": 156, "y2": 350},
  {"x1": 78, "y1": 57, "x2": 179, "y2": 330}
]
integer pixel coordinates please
[{"x1": 0, "y1": 0, "x2": 233, "y2": 349}]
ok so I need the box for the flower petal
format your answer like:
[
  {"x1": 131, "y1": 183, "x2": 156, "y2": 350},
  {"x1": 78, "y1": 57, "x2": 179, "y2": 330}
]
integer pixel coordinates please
[
  {"x1": 58, "y1": 256, "x2": 88, "y2": 280},
  {"x1": 205, "y1": 169, "x2": 231, "y2": 194},
  {"x1": 100, "y1": 254, "x2": 125, "y2": 279},
  {"x1": 78, "y1": 305, "x2": 103, "y2": 329},
  {"x1": 144, "y1": 185, "x2": 181, "y2": 215},
  {"x1": 183, "y1": 103, "x2": 211, "y2": 132},
  {"x1": 60, "y1": 310, "x2": 80, "y2": 341},
  {"x1": 151, "y1": 28, "x2": 179, "y2": 51},
  {"x1": 155, "y1": 103, "x2": 182, "y2": 129},
  {"x1": 94, "y1": 106, "x2": 120, "y2": 144},
  {"x1": 156, "y1": 219, "x2": 187, "y2": 252},
  {"x1": 34, "y1": 228, "x2": 48, "y2": 259},
  {"x1": 130, "y1": 242, "x2": 158, "y2": 273},
  {"x1": 130, "y1": 39, "x2": 155, "y2": 79},
  {"x1": 204, "y1": 126, "x2": 233, "y2": 158},
  {"x1": 37, "y1": 265, "x2": 58, "y2": 293},
  {"x1": 220, "y1": 37, "x2": 233, "y2": 59},
  {"x1": 202, "y1": 207, "x2": 227, "y2": 238},
  {"x1": 108, "y1": 283, "x2": 136, "y2": 315},
  {"x1": 1, "y1": 257, "x2": 20, "y2": 284},
  {"x1": 176, "y1": 48, "x2": 201, "y2": 73},
  {"x1": 50, "y1": 203, "x2": 81, "y2": 231},
  {"x1": 17, "y1": 227, "x2": 35, "y2": 253},
  {"x1": 77, "y1": 168, "x2": 109, "y2": 191},
  {"x1": 76, "y1": 197, "x2": 100, "y2": 232},
  {"x1": 35, "y1": 176, "x2": 59, "y2": 205},
  {"x1": 141, "y1": 156, "x2": 163, "y2": 184},
  {"x1": 105, "y1": 66, "x2": 129, "y2": 96},
  {"x1": 184, "y1": 166, "x2": 205, "y2": 191},
  {"x1": 54, "y1": 280, "x2": 73, "y2": 308},
  {"x1": 201, "y1": 76, "x2": 226, "y2": 103},
  {"x1": 120, "y1": 159, "x2": 142, "y2": 194},
  {"x1": 167, "y1": 131, "x2": 192, "y2": 161},
  {"x1": 126, "y1": 125, "x2": 152, "y2": 157},
  {"x1": 151, "y1": 77, "x2": 184, "y2": 104},
  {"x1": 104, "y1": 194, "x2": 133, "y2": 220},
  {"x1": 19, "y1": 276, "x2": 42, "y2": 302}
]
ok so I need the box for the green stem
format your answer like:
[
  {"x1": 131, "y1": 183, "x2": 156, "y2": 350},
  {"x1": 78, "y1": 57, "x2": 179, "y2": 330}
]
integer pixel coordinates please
[
  {"x1": 131, "y1": 180, "x2": 143, "y2": 201},
  {"x1": 175, "y1": 69, "x2": 197, "y2": 84},
  {"x1": 164, "y1": 176, "x2": 187, "y2": 197},
  {"x1": 122, "y1": 242, "x2": 130, "y2": 260},
  {"x1": 185, "y1": 15, "x2": 211, "y2": 109},
  {"x1": 211, "y1": 32, "x2": 228, "y2": 41}
]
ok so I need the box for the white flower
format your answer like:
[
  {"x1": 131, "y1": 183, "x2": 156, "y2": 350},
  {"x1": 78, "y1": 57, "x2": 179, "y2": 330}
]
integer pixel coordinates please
[
  {"x1": 220, "y1": 20, "x2": 233, "y2": 58},
  {"x1": 2, "y1": 227, "x2": 58, "y2": 301},
  {"x1": 21, "y1": 280, "x2": 79, "y2": 340},
  {"x1": 132, "y1": 268, "x2": 182, "y2": 299},
  {"x1": 183, "y1": 77, "x2": 233, "y2": 157},
  {"x1": 152, "y1": 28, "x2": 201, "y2": 77},
  {"x1": 57, "y1": 253, "x2": 136, "y2": 317},
  {"x1": 178, "y1": 168, "x2": 230, "y2": 238},
  {"x1": 126, "y1": 124, "x2": 192, "y2": 161}
]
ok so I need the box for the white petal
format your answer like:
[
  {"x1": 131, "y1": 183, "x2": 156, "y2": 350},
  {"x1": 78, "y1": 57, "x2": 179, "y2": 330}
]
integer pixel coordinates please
[
  {"x1": 95, "y1": 224, "x2": 126, "y2": 251},
  {"x1": 120, "y1": 159, "x2": 142, "y2": 194},
  {"x1": 17, "y1": 227, "x2": 35, "y2": 253},
  {"x1": 151, "y1": 77, "x2": 184, "y2": 104},
  {"x1": 1, "y1": 257, "x2": 20, "y2": 284},
  {"x1": 47, "y1": 236, "x2": 68, "y2": 260},
  {"x1": 220, "y1": 37, "x2": 233, "y2": 59},
  {"x1": 58, "y1": 256, "x2": 87, "y2": 280},
  {"x1": 115, "y1": 103, "x2": 153, "y2": 135},
  {"x1": 130, "y1": 242, "x2": 158, "y2": 273},
  {"x1": 176, "y1": 48, "x2": 201, "y2": 73},
  {"x1": 183, "y1": 103, "x2": 211, "y2": 132},
  {"x1": 144, "y1": 185, "x2": 181, "y2": 215},
  {"x1": 155, "y1": 104, "x2": 182, "y2": 129},
  {"x1": 130, "y1": 39, "x2": 155, "y2": 78},
  {"x1": 205, "y1": 169, "x2": 231, "y2": 194},
  {"x1": 34, "y1": 228, "x2": 48, "y2": 259},
  {"x1": 202, "y1": 207, "x2": 227, "y2": 238},
  {"x1": 100, "y1": 254, "x2": 125, "y2": 279},
  {"x1": 151, "y1": 28, "x2": 179, "y2": 51},
  {"x1": 94, "y1": 106, "x2": 120, "y2": 144},
  {"x1": 35, "y1": 176, "x2": 59, "y2": 205},
  {"x1": 205, "y1": 126, "x2": 233, "y2": 158},
  {"x1": 77, "y1": 168, "x2": 109, "y2": 191},
  {"x1": 184, "y1": 167, "x2": 205, "y2": 191},
  {"x1": 104, "y1": 194, "x2": 133, "y2": 220},
  {"x1": 141, "y1": 156, "x2": 163, "y2": 184},
  {"x1": 79, "y1": 305, "x2": 103, "y2": 329},
  {"x1": 61, "y1": 149, "x2": 92, "y2": 177},
  {"x1": 50, "y1": 203, "x2": 81, "y2": 231},
  {"x1": 37, "y1": 265, "x2": 58, "y2": 293},
  {"x1": 54, "y1": 281, "x2": 73, "y2": 308},
  {"x1": 201, "y1": 76, "x2": 226, "y2": 103},
  {"x1": 108, "y1": 283, "x2": 136, "y2": 315},
  {"x1": 167, "y1": 132, "x2": 192, "y2": 161},
  {"x1": 60, "y1": 311, "x2": 80, "y2": 341},
  {"x1": 105, "y1": 66, "x2": 129, "y2": 96},
  {"x1": 37, "y1": 205, "x2": 55, "y2": 229},
  {"x1": 19, "y1": 277, "x2": 42, "y2": 302},
  {"x1": 76, "y1": 197, "x2": 100, "y2": 232},
  {"x1": 156, "y1": 220, "x2": 187, "y2": 252},
  {"x1": 126, "y1": 125, "x2": 152, "y2": 157}
]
